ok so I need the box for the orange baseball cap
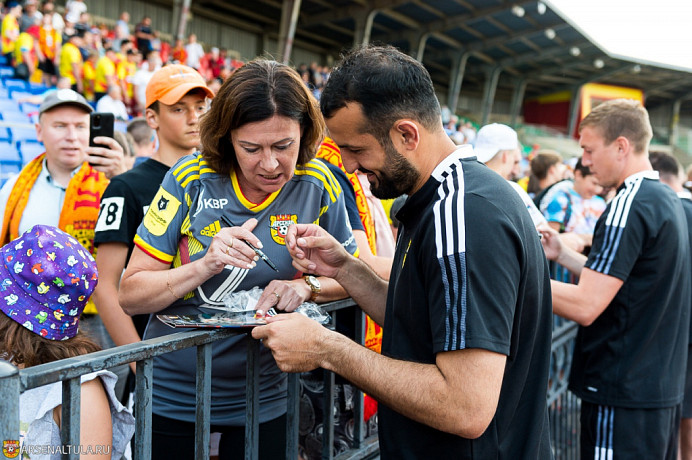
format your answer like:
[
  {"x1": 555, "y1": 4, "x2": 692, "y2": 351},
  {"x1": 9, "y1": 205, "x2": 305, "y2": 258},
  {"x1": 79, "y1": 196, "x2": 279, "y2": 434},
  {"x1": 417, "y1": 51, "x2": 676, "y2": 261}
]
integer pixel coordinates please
[{"x1": 145, "y1": 64, "x2": 214, "y2": 108}]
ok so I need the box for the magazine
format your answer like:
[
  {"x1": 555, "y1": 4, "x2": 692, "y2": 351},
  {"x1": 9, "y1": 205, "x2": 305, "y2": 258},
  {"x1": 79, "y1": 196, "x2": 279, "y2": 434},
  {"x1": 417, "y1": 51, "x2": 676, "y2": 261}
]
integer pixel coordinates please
[{"x1": 156, "y1": 310, "x2": 273, "y2": 329}]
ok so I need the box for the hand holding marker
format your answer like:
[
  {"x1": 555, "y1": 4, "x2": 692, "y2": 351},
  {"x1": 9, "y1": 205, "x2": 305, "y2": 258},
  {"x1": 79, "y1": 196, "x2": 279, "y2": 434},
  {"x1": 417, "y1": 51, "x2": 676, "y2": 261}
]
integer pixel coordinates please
[{"x1": 219, "y1": 215, "x2": 279, "y2": 272}]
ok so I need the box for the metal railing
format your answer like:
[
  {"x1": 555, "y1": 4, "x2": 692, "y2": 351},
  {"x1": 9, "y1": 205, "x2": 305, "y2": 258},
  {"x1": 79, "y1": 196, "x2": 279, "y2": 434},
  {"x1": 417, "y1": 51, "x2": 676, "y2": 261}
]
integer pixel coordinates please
[
  {"x1": 1, "y1": 293, "x2": 580, "y2": 460},
  {"x1": 0, "y1": 299, "x2": 379, "y2": 460},
  {"x1": 547, "y1": 262, "x2": 580, "y2": 460}
]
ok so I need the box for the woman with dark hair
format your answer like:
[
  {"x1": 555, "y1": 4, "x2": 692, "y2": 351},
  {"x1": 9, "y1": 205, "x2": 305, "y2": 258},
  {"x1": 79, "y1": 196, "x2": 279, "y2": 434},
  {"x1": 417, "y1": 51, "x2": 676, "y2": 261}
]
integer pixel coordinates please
[
  {"x1": 530, "y1": 149, "x2": 569, "y2": 202},
  {"x1": 119, "y1": 59, "x2": 357, "y2": 459}
]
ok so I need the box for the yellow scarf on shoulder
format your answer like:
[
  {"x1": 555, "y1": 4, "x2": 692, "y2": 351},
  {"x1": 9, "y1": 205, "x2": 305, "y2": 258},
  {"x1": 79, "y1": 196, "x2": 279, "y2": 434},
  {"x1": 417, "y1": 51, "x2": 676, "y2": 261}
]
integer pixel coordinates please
[
  {"x1": 0, "y1": 154, "x2": 109, "y2": 314},
  {"x1": 317, "y1": 138, "x2": 377, "y2": 255}
]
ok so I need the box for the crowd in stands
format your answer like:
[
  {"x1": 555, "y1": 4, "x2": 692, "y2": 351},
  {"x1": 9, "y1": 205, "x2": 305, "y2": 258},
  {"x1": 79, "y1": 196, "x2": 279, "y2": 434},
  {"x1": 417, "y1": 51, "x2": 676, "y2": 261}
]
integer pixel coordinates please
[{"x1": 0, "y1": 0, "x2": 255, "y2": 120}]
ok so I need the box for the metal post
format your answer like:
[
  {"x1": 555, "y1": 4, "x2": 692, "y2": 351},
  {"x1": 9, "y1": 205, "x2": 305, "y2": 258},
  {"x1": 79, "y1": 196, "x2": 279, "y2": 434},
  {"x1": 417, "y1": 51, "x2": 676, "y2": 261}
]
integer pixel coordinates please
[
  {"x1": 277, "y1": 0, "x2": 302, "y2": 64},
  {"x1": 195, "y1": 344, "x2": 212, "y2": 460},
  {"x1": 134, "y1": 357, "x2": 153, "y2": 460},
  {"x1": 352, "y1": 309, "x2": 366, "y2": 448},
  {"x1": 170, "y1": 0, "x2": 180, "y2": 39},
  {"x1": 448, "y1": 52, "x2": 470, "y2": 115},
  {"x1": 510, "y1": 79, "x2": 528, "y2": 127},
  {"x1": 61, "y1": 377, "x2": 80, "y2": 460},
  {"x1": 415, "y1": 33, "x2": 430, "y2": 62},
  {"x1": 286, "y1": 373, "x2": 301, "y2": 458},
  {"x1": 175, "y1": 0, "x2": 192, "y2": 41},
  {"x1": 670, "y1": 99, "x2": 682, "y2": 147},
  {"x1": 567, "y1": 85, "x2": 582, "y2": 139},
  {"x1": 322, "y1": 370, "x2": 335, "y2": 460},
  {"x1": 362, "y1": 10, "x2": 378, "y2": 46},
  {"x1": 481, "y1": 66, "x2": 503, "y2": 126},
  {"x1": 0, "y1": 360, "x2": 20, "y2": 453},
  {"x1": 245, "y1": 337, "x2": 260, "y2": 460}
]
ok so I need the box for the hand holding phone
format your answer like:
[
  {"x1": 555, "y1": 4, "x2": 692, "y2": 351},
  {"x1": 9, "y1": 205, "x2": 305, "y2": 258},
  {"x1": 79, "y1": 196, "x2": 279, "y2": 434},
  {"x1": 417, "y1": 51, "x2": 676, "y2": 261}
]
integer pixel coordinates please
[{"x1": 88, "y1": 112, "x2": 115, "y2": 166}]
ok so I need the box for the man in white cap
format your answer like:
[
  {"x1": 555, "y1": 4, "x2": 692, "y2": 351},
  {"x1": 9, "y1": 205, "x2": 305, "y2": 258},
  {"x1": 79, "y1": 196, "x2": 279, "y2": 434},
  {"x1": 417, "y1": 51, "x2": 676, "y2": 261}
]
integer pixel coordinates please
[{"x1": 474, "y1": 123, "x2": 547, "y2": 227}]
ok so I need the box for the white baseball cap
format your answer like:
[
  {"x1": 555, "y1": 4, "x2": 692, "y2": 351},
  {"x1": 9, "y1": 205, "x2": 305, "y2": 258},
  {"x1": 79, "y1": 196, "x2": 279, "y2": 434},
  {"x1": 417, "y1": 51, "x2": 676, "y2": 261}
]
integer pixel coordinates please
[{"x1": 473, "y1": 123, "x2": 519, "y2": 163}]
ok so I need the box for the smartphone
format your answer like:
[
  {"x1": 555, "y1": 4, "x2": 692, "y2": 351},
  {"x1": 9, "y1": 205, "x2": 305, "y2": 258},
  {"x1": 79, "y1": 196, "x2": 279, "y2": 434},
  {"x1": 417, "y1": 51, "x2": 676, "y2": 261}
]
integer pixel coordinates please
[{"x1": 88, "y1": 112, "x2": 114, "y2": 165}]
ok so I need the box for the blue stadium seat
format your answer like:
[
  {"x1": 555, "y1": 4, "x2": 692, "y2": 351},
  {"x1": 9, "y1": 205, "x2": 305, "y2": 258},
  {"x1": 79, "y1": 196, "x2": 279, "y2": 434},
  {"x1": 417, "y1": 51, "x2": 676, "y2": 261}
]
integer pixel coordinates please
[
  {"x1": 9, "y1": 126, "x2": 38, "y2": 144},
  {"x1": 1, "y1": 111, "x2": 31, "y2": 124},
  {"x1": 3, "y1": 78, "x2": 28, "y2": 92},
  {"x1": 0, "y1": 142, "x2": 20, "y2": 162},
  {"x1": 0, "y1": 66, "x2": 14, "y2": 79},
  {"x1": 0, "y1": 161, "x2": 21, "y2": 187},
  {"x1": 19, "y1": 101, "x2": 40, "y2": 114},
  {"x1": 8, "y1": 90, "x2": 33, "y2": 101},
  {"x1": 28, "y1": 83, "x2": 47, "y2": 95},
  {"x1": 0, "y1": 127, "x2": 10, "y2": 144},
  {"x1": 0, "y1": 99, "x2": 21, "y2": 114},
  {"x1": 16, "y1": 140, "x2": 43, "y2": 164}
]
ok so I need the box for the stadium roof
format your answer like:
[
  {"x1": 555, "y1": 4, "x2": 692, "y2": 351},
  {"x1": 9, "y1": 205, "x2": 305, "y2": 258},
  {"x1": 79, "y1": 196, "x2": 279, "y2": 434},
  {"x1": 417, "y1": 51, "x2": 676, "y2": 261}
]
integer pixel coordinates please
[{"x1": 190, "y1": 0, "x2": 692, "y2": 113}]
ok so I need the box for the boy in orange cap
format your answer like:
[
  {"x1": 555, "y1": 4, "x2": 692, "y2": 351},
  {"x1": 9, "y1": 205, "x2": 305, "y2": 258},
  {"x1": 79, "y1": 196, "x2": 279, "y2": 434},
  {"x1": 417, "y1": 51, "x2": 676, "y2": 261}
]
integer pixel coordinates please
[{"x1": 92, "y1": 64, "x2": 213, "y2": 399}]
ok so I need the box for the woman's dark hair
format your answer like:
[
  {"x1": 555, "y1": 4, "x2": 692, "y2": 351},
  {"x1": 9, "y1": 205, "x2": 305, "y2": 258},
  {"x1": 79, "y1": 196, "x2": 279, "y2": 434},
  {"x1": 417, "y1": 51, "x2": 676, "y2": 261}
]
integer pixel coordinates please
[
  {"x1": 0, "y1": 312, "x2": 100, "y2": 368},
  {"x1": 200, "y1": 59, "x2": 325, "y2": 176}
]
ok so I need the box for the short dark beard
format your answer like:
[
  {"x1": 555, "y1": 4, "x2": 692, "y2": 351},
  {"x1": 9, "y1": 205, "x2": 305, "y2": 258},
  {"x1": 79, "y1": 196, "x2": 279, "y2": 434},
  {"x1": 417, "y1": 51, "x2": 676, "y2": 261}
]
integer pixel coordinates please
[{"x1": 368, "y1": 137, "x2": 420, "y2": 199}]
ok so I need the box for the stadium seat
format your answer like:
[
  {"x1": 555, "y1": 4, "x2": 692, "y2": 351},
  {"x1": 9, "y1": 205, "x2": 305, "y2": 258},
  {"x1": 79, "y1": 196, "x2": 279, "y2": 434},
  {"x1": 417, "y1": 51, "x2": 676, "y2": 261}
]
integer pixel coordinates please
[
  {"x1": 8, "y1": 90, "x2": 33, "y2": 101},
  {"x1": 3, "y1": 78, "x2": 28, "y2": 92},
  {"x1": 16, "y1": 140, "x2": 43, "y2": 164},
  {"x1": 9, "y1": 126, "x2": 38, "y2": 144},
  {"x1": 28, "y1": 83, "x2": 47, "y2": 95},
  {"x1": 0, "y1": 66, "x2": 13, "y2": 79},
  {"x1": 19, "y1": 101, "x2": 40, "y2": 114},
  {"x1": 0, "y1": 99, "x2": 21, "y2": 114},
  {"x1": 1, "y1": 111, "x2": 31, "y2": 124},
  {"x1": 0, "y1": 142, "x2": 21, "y2": 162},
  {"x1": 0, "y1": 161, "x2": 21, "y2": 187}
]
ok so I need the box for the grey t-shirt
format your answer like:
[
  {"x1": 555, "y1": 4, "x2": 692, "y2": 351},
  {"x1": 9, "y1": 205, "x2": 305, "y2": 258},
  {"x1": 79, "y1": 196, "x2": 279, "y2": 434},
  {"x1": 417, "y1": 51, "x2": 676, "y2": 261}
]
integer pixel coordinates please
[{"x1": 135, "y1": 153, "x2": 357, "y2": 425}]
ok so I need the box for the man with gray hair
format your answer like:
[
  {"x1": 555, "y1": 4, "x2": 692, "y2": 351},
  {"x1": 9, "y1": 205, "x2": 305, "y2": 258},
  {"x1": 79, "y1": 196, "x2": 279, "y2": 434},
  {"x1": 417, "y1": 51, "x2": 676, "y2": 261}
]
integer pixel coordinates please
[{"x1": 541, "y1": 99, "x2": 690, "y2": 459}]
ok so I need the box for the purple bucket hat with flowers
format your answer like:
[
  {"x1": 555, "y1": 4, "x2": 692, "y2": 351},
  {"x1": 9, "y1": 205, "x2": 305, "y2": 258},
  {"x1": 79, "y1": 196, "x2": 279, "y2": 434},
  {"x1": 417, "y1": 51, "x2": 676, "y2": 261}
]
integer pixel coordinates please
[{"x1": 0, "y1": 225, "x2": 98, "y2": 341}]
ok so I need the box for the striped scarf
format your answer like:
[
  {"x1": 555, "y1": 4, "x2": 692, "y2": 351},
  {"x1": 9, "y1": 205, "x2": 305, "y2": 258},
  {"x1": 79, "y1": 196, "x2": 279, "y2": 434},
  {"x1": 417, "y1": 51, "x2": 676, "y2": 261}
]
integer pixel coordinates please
[{"x1": 0, "y1": 154, "x2": 109, "y2": 314}]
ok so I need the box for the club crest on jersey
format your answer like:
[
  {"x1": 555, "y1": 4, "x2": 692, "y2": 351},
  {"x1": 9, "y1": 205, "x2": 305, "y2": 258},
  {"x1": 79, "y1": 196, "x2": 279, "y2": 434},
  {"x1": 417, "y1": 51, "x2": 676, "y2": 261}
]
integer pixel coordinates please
[{"x1": 270, "y1": 214, "x2": 297, "y2": 245}]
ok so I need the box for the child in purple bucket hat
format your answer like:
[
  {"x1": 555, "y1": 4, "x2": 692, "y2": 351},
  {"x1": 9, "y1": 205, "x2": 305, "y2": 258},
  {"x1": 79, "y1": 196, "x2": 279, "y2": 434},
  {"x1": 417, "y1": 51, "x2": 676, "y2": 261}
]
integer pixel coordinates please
[
  {"x1": 0, "y1": 225, "x2": 134, "y2": 459},
  {"x1": 0, "y1": 224, "x2": 97, "y2": 341}
]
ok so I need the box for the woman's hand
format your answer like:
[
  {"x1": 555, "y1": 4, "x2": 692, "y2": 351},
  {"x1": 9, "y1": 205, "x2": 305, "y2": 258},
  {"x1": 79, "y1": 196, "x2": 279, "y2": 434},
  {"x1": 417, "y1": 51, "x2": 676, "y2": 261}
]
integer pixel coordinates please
[
  {"x1": 256, "y1": 279, "x2": 312, "y2": 314},
  {"x1": 201, "y1": 218, "x2": 261, "y2": 278}
]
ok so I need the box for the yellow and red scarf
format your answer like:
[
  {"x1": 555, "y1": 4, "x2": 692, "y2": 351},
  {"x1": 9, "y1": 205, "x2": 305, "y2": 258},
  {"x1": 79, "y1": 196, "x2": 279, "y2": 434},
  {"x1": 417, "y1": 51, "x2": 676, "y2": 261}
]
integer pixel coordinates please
[{"x1": 0, "y1": 154, "x2": 109, "y2": 313}]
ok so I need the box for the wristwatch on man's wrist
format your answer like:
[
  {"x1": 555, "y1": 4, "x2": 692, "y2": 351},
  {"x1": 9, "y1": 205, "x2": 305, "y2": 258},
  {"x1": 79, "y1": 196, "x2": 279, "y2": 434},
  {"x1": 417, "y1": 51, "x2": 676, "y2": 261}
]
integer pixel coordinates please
[{"x1": 304, "y1": 275, "x2": 321, "y2": 302}]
